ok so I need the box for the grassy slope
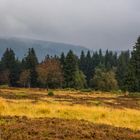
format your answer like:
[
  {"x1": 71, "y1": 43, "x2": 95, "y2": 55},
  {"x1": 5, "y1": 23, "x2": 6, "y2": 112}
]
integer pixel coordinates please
[{"x1": 0, "y1": 88, "x2": 140, "y2": 130}]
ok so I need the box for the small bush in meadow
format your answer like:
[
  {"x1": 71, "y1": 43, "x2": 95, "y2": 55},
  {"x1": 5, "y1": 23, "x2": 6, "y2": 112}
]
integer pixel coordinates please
[
  {"x1": 80, "y1": 89, "x2": 92, "y2": 93},
  {"x1": 64, "y1": 88, "x2": 76, "y2": 91},
  {"x1": 0, "y1": 85, "x2": 9, "y2": 89},
  {"x1": 48, "y1": 91, "x2": 54, "y2": 96}
]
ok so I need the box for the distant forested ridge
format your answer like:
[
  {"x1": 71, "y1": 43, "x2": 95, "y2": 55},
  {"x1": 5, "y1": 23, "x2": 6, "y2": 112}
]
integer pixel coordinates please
[
  {"x1": 0, "y1": 36, "x2": 140, "y2": 92},
  {"x1": 0, "y1": 37, "x2": 89, "y2": 61}
]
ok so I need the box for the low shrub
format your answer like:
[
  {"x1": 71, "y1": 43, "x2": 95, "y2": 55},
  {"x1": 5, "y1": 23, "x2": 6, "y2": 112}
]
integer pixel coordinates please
[
  {"x1": 80, "y1": 89, "x2": 92, "y2": 92},
  {"x1": 64, "y1": 88, "x2": 76, "y2": 91},
  {"x1": 48, "y1": 91, "x2": 54, "y2": 96},
  {"x1": 0, "y1": 85, "x2": 9, "y2": 89},
  {"x1": 128, "y1": 92, "x2": 140, "y2": 98},
  {"x1": 111, "y1": 90, "x2": 123, "y2": 94}
]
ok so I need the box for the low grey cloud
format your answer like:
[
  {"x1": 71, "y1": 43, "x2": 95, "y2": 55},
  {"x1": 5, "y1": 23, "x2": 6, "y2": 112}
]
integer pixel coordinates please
[{"x1": 0, "y1": 0, "x2": 140, "y2": 50}]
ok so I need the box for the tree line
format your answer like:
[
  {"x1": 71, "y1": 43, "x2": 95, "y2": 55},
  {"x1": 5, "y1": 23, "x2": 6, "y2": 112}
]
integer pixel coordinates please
[{"x1": 0, "y1": 37, "x2": 140, "y2": 92}]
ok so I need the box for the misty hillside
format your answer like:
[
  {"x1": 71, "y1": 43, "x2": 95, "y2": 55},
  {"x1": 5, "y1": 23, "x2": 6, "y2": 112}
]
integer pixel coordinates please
[{"x1": 0, "y1": 37, "x2": 89, "y2": 61}]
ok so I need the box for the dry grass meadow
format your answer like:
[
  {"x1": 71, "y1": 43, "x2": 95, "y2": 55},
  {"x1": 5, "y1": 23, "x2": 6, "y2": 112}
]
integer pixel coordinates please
[{"x1": 0, "y1": 87, "x2": 140, "y2": 139}]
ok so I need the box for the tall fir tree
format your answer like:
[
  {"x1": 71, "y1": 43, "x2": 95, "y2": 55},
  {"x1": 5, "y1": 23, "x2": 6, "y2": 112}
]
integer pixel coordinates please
[
  {"x1": 1, "y1": 48, "x2": 15, "y2": 69},
  {"x1": 125, "y1": 37, "x2": 140, "y2": 91},
  {"x1": 99, "y1": 49, "x2": 104, "y2": 65},
  {"x1": 91, "y1": 51, "x2": 100, "y2": 82},
  {"x1": 105, "y1": 50, "x2": 113, "y2": 70},
  {"x1": 60, "y1": 52, "x2": 65, "y2": 67},
  {"x1": 105, "y1": 50, "x2": 117, "y2": 70},
  {"x1": 63, "y1": 50, "x2": 78, "y2": 88},
  {"x1": 23, "y1": 48, "x2": 38, "y2": 87},
  {"x1": 79, "y1": 51, "x2": 86, "y2": 74},
  {"x1": 1, "y1": 48, "x2": 21, "y2": 86},
  {"x1": 116, "y1": 51, "x2": 130, "y2": 90},
  {"x1": 85, "y1": 51, "x2": 93, "y2": 86},
  {"x1": 92, "y1": 51, "x2": 100, "y2": 68}
]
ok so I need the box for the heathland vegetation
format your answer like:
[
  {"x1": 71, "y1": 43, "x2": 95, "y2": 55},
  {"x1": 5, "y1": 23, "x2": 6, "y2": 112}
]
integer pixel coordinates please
[{"x1": 0, "y1": 88, "x2": 140, "y2": 139}]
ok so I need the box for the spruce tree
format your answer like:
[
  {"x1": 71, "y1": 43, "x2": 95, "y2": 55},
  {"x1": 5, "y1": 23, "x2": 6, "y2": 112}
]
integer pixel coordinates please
[
  {"x1": 85, "y1": 51, "x2": 93, "y2": 86},
  {"x1": 99, "y1": 49, "x2": 104, "y2": 65},
  {"x1": 60, "y1": 52, "x2": 65, "y2": 67},
  {"x1": 63, "y1": 50, "x2": 78, "y2": 88},
  {"x1": 105, "y1": 50, "x2": 117, "y2": 70},
  {"x1": 105, "y1": 50, "x2": 113, "y2": 70},
  {"x1": 79, "y1": 51, "x2": 86, "y2": 74},
  {"x1": 1, "y1": 48, "x2": 15, "y2": 69},
  {"x1": 92, "y1": 51, "x2": 100, "y2": 68},
  {"x1": 91, "y1": 51, "x2": 100, "y2": 84},
  {"x1": 1, "y1": 48, "x2": 20, "y2": 86},
  {"x1": 23, "y1": 48, "x2": 38, "y2": 87},
  {"x1": 116, "y1": 51, "x2": 130, "y2": 90},
  {"x1": 125, "y1": 37, "x2": 140, "y2": 91}
]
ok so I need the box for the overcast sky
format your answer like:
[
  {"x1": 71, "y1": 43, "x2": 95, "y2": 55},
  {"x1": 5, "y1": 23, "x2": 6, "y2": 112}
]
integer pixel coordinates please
[{"x1": 0, "y1": 0, "x2": 140, "y2": 50}]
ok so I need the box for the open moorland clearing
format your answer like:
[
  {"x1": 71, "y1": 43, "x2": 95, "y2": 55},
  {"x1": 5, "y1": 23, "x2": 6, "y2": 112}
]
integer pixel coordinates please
[{"x1": 0, "y1": 88, "x2": 140, "y2": 140}]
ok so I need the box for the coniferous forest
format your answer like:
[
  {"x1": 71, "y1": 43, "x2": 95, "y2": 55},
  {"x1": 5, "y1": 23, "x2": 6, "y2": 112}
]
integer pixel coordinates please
[{"x1": 0, "y1": 36, "x2": 140, "y2": 92}]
